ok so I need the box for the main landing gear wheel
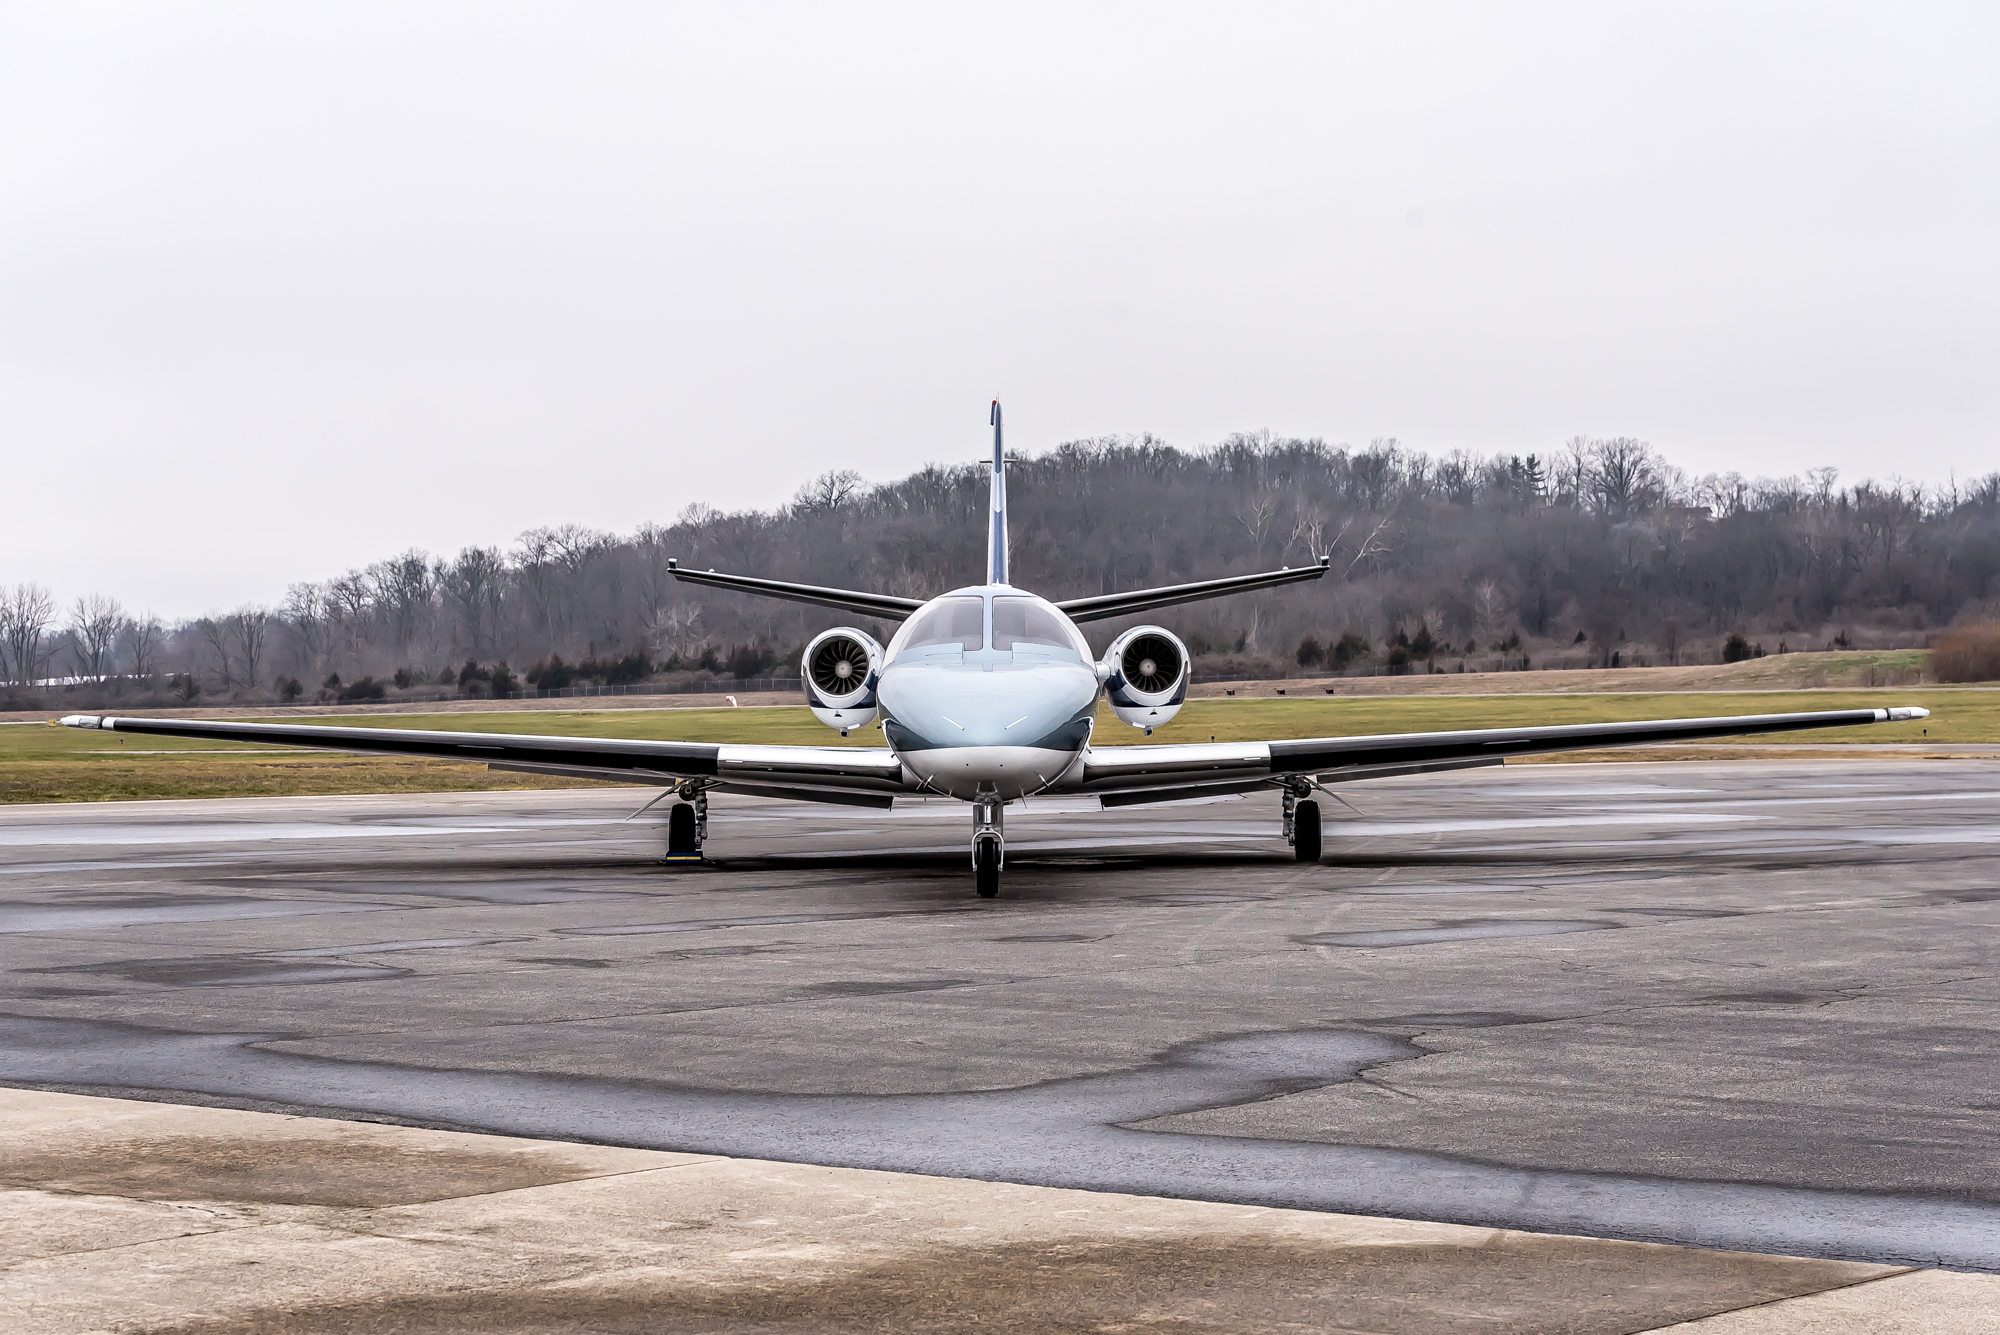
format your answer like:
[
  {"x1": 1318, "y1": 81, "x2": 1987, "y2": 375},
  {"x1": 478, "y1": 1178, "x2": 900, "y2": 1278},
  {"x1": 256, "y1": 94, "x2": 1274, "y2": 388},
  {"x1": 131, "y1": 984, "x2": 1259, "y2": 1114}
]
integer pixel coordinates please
[
  {"x1": 974, "y1": 839, "x2": 1001, "y2": 898},
  {"x1": 665, "y1": 802, "x2": 701, "y2": 861},
  {"x1": 1293, "y1": 799, "x2": 1322, "y2": 862}
]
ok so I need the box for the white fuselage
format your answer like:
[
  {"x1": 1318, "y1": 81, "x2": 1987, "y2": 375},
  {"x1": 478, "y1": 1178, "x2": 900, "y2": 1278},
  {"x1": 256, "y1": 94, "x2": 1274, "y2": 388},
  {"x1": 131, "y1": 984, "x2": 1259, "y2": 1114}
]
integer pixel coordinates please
[{"x1": 874, "y1": 585, "x2": 1102, "y2": 801}]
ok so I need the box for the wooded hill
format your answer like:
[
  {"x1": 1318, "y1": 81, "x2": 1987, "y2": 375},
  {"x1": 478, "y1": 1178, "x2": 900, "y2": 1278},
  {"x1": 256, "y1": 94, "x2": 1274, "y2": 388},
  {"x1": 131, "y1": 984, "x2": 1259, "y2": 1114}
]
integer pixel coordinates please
[{"x1": 7, "y1": 433, "x2": 2000, "y2": 704}]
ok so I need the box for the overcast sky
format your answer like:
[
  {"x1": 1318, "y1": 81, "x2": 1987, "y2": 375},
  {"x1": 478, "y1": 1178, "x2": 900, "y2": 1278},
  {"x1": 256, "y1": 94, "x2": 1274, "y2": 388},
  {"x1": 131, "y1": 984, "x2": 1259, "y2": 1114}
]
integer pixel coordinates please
[{"x1": 3, "y1": 2, "x2": 1995, "y2": 618}]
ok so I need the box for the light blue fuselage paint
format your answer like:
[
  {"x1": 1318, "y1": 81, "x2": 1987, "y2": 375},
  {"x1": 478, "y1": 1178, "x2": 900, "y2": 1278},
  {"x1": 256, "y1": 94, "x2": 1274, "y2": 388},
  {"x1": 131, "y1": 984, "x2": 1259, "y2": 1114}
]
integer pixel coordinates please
[{"x1": 877, "y1": 585, "x2": 1100, "y2": 801}]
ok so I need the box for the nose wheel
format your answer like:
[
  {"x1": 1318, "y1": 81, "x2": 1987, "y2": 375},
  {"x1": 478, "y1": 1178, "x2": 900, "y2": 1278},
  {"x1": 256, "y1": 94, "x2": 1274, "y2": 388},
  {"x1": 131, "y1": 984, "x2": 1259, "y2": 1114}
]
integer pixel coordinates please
[
  {"x1": 974, "y1": 838, "x2": 1002, "y2": 897},
  {"x1": 972, "y1": 795, "x2": 1004, "y2": 898}
]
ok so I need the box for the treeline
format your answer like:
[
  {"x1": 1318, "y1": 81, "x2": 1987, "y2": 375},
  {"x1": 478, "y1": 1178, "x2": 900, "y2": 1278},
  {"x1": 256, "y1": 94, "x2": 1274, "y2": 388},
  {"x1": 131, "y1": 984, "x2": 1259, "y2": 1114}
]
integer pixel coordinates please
[{"x1": 6, "y1": 432, "x2": 2000, "y2": 705}]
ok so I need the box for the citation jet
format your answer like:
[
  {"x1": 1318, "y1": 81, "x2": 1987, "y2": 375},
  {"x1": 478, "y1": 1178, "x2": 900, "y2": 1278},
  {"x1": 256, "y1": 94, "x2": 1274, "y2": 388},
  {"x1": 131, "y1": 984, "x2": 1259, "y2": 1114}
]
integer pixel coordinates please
[{"x1": 61, "y1": 403, "x2": 1929, "y2": 896}]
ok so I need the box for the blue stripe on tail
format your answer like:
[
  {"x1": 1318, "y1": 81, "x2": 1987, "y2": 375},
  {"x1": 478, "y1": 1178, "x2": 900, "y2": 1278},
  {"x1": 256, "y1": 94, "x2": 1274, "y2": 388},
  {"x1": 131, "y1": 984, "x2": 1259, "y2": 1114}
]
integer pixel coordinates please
[{"x1": 988, "y1": 400, "x2": 1009, "y2": 586}]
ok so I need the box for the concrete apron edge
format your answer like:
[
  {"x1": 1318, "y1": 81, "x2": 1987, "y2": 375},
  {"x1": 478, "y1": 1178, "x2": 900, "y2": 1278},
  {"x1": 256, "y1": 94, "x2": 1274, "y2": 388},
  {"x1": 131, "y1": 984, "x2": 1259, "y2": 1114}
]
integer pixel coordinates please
[{"x1": 8, "y1": 1086, "x2": 2000, "y2": 1333}]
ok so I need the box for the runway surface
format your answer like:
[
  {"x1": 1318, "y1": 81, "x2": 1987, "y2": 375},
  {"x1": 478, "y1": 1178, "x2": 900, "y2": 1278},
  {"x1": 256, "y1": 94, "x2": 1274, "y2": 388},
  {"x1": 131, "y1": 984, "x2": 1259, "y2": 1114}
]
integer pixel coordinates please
[{"x1": 4, "y1": 760, "x2": 1999, "y2": 1271}]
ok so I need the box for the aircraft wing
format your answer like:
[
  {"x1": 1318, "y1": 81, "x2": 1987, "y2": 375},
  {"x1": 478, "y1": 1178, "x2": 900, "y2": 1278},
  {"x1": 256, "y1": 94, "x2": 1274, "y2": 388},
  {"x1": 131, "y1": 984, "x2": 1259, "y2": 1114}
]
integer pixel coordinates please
[
  {"x1": 1074, "y1": 706, "x2": 1931, "y2": 806},
  {"x1": 56, "y1": 716, "x2": 909, "y2": 808}
]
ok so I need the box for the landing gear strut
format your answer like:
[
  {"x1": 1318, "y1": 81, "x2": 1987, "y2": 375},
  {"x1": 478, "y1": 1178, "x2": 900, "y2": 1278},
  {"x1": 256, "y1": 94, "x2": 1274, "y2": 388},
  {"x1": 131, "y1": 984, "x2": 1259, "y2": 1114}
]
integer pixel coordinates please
[
  {"x1": 664, "y1": 785, "x2": 709, "y2": 864},
  {"x1": 972, "y1": 795, "x2": 1004, "y2": 898},
  {"x1": 1282, "y1": 781, "x2": 1322, "y2": 864}
]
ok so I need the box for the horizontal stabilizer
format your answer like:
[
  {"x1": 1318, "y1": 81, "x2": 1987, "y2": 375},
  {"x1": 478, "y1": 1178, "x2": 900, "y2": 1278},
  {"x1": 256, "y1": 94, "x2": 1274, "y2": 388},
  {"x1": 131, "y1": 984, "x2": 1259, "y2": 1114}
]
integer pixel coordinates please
[
  {"x1": 1055, "y1": 557, "x2": 1330, "y2": 624},
  {"x1": 668, "y1": 562, "x2": 925, "y2": 622}
]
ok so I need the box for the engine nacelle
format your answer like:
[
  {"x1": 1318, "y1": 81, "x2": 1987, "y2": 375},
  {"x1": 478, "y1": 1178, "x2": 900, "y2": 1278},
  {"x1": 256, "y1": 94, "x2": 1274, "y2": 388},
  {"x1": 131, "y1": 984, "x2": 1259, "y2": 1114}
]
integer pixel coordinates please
[
  {"x1": 1099, "y1": 625, "x2": 1190, "y2": 733},
  {"x1": 802, "y1": 627, "x2": 884, "y2": 734}
]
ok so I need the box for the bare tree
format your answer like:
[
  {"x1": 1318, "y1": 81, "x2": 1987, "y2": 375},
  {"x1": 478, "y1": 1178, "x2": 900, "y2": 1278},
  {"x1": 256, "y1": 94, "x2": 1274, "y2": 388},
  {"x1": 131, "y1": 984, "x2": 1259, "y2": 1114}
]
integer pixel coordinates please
[
  {"x1": 124, "y1": 614, "x2": 163, "y2": 681},
  {"x1": 3, "y1": 583, "x2": 56, "y2": 687},
  {"x1": 197, "y1": 617, "x2": 235, "y2": 691},
  {"x1": 283, "y1": 583, "x2": 330, "y2": 670},
  {"x1": 1661, "y1": 617, "x2": 1685, "y2": 666},
  {"x1": 1237, "y1": 493, "x2": 1281, "y2": 562},
  {"x1": 369, "y1": 550, "x2": 434, "y2": 651},
  {"x1": 66, "y1": 595, "x2": 123, "y2": 681},
  {"x1": 326, "y1": 572, "x2": 372, "y2": 661},
  {"x1": 549, "y1": 524, "x2": 612, "y2": 575},
  {"x1": 792, "y1": 469, "x2": 866, "y2": 514},
  {"x1": 1590, "y1": 437, "x2": 1660, "y2": 519},
  {"x1": 441, "y1": 546, "x2": 506, "y2": 654},
  {"x1": 1470, "y1": 580, "x2": 1507, "y2": 640},
  {"x1": 647, "y1": 602, "x2": 704, "y2": 660},
  {"x1": 1287, "y1": 498, "x2": 1327, "y2": 561},
  {"x1": 230, "y1": 606, "x2": 270, "y2": 690}
]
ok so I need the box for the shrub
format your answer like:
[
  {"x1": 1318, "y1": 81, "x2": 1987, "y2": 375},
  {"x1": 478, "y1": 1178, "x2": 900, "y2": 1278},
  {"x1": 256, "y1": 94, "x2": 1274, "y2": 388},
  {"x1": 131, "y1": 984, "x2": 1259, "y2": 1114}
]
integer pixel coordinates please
[
  {"x1": 339, "y1": 676, "x2": 386, "y2": 701},
  {"x1": 526, "y1": 655, "x2": 575, "y2": 690},
  {"x1": 276, "y1": 676, "x2": 303, "y2": 704},
  {"x1": 726, "y1": 642, "x2": 775, "y2": 679},
  {"x1": 1330, "y1": 630, "x2": 1371, "y2": 669},
  {"x1": 577, "y1": 649, "x2": 652, "y2": 685},
  {"x1": 1295, "y1": 636, "x2": 1324, "y2": 668},
  {"x1": 1722, "y1": 632, "x2": 1752, "y2": 663},
  {"x1": 392, "y1": 667, "x2": 414, "y2": 689},
  {"x1": 1933, "y1": 622, "x2": 2000, "y2": 683},
  {"x1": 489, "y1": 662, "x2": 519, "y2": 696}
]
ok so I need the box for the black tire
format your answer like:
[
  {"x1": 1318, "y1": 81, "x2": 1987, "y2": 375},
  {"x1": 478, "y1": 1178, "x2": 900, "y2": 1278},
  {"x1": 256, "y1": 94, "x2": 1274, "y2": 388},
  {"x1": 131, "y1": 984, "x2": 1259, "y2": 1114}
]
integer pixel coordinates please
[
  {"x1": 667, "y1": 802, "x2": 699, "y2": 856},
  {"x1": 1293, "y1": 800, "x2": 1322, "y2": 862},
  {"x1": 974, "y1": 841, "x2": 1001, "y2": 898}
]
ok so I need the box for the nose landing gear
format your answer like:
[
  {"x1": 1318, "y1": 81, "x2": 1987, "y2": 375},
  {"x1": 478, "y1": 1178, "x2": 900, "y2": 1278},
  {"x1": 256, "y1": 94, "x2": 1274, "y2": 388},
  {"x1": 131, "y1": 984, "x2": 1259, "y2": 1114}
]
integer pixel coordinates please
[{"x1": 972, "y1": 795, "x2": 1004, "y2": 898}]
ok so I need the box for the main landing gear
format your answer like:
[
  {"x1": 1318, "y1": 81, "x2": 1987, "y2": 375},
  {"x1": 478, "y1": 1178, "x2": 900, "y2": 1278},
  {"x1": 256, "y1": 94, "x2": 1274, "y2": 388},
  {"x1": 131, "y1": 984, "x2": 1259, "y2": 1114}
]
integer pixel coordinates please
[
  {"x1": 972, "y1": 794, "x2": 1004, "y2": 898},
  {"x1": 1282, "y1": 781, "x2": 1322, "y2": 863},
  {"x1": 663, "y1": 786, "x2": 709, "y2": 864}
]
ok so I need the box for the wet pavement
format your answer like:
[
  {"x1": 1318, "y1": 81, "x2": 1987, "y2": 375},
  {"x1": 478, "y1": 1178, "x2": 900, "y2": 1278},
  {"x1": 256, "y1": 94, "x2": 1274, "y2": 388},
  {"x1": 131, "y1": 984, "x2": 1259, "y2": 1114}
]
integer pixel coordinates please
[{"x1": 4, "y1": 760, "x2": 2000, "y2": 1271}]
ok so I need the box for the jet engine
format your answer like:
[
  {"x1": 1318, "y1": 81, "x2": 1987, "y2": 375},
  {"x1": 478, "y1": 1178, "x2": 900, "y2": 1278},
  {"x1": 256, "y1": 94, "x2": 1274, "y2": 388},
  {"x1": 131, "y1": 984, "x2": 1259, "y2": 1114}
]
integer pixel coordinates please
[
  {"x1": 1099, "y1": 625, "x2": 1190, "y2": 733},
  {"x1": 802, "y1": 627, "x2": 884, "y2": 734}
]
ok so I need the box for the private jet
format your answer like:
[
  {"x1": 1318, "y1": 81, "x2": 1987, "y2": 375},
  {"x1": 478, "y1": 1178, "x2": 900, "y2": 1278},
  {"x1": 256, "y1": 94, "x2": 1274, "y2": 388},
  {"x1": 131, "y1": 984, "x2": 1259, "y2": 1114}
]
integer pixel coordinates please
[{"x1": 61, "y1": 403, "x2": 1928, "y2": 896}]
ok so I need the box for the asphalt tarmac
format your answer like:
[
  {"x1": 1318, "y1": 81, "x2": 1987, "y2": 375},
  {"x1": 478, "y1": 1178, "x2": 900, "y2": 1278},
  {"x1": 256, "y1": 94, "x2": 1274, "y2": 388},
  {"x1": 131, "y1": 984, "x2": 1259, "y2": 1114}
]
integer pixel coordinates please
[{"x1": 5, "y1": 759, "x2": 1999, "y2": 1272}]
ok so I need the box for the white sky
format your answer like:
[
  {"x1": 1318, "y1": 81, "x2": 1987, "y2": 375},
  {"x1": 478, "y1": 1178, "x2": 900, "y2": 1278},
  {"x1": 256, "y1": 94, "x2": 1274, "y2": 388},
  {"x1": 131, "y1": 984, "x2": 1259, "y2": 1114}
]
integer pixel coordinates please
[{"x1": 2, "y1": 2, "x2": 1995, "y2": 618}]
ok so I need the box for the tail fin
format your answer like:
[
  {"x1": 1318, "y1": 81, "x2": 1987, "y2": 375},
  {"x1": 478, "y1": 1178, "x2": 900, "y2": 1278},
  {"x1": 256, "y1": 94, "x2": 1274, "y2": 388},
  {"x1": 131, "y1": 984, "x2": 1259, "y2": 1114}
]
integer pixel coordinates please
[{"x1": 988, "y1": 400, "x2": 1009, "y2": 585}]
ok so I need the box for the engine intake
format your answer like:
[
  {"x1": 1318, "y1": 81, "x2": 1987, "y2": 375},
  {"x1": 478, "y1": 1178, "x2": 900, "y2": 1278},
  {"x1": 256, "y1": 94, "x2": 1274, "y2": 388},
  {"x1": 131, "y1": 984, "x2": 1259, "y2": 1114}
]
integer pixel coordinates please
[
  {"x1": 802, "y1": 628, "x2": 883, "y2": 734},
  {"x1": 1100, "y1": 625, "x2": 1189, "y2": 733}
]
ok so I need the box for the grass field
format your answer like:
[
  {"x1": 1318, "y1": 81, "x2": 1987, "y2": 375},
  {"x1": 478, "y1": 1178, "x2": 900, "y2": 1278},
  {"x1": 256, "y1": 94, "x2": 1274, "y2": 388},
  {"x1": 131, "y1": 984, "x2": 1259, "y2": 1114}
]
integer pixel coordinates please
[{"x1": 0, "y1": 686, "x2": 1972, "y2": 805}]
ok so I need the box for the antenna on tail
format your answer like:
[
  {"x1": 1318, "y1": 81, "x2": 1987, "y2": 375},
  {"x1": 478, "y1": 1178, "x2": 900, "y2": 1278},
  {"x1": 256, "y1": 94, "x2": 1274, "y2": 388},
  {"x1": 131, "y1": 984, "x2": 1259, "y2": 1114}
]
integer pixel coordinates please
[{"x1": 988, "y1": 400, "x2": 1009, "y2": 586}]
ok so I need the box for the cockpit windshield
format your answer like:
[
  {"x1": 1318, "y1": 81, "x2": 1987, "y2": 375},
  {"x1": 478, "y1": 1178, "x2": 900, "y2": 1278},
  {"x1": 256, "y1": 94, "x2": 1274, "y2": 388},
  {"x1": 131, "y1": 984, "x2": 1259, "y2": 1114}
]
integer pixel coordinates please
[
  {"x1": 898, "y1": 596, "x2": 985, "y2": 652},
  {"x1": 992, "y1": 596, "x2": 1078, "y2": 653}
]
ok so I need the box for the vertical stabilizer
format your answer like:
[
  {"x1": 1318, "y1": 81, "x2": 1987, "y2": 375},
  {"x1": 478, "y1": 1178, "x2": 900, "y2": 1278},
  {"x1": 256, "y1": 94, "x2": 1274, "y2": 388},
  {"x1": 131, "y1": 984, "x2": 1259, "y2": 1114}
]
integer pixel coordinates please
[{"x1": 988, "y1": 400, "x2": 1009, "y2": 586}]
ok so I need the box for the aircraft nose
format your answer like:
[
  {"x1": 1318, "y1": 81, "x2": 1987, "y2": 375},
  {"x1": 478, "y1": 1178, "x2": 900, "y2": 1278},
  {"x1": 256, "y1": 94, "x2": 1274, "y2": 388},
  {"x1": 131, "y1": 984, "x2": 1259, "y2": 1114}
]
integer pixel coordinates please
[{"x1": 880, "y1": 662, "x2": 1098, "y2": 749}]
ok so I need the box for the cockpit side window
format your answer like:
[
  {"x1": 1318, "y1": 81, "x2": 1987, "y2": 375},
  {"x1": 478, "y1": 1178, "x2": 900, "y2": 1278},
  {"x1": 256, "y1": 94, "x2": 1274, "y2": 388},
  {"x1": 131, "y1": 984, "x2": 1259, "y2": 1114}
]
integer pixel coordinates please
[
  {"x1": 992, "y1": 597, "x2": 1082, "y2": 654},
  {"x1": 898, "y1": 596, "x2": 985, "y2": 652}
]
